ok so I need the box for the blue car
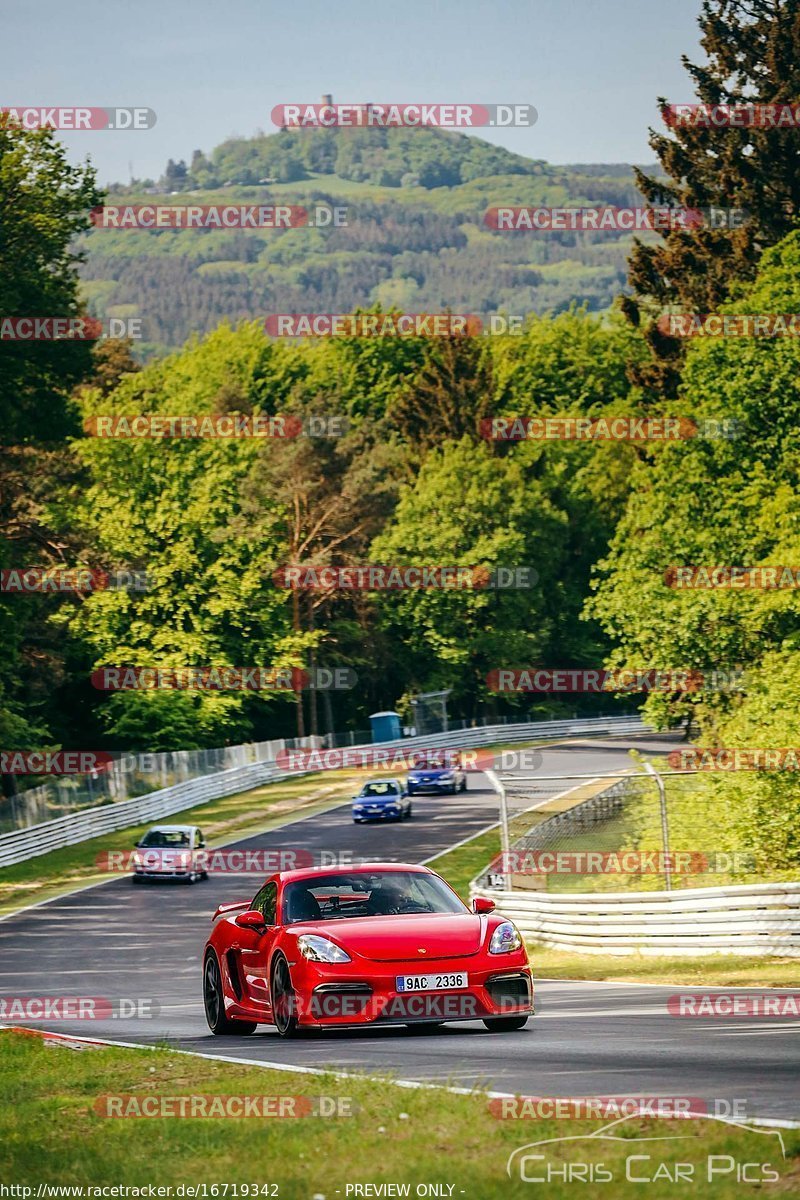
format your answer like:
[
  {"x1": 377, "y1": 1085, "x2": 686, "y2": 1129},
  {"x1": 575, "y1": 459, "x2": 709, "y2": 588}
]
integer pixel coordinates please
[
  {"x1": 352, "y1": 778, "x2": 412, "y2": 823},
  {"x1": 407, "y1": 753, "x2": 467, "y2": 795}
]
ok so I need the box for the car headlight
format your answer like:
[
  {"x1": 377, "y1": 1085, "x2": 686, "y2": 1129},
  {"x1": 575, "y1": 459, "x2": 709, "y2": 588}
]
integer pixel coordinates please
[
  {"x1": 439, "y1": 772, "x2": 455, "y2": 782},
  {"x1": 132, "y1": 852, "x2": 143, "y2": 866},
  {"x1": 353, "y1": 804, "x2": 364, "y2": 811},
  {"x1": 297, "y1": 934, "x2": 351, "y2": 963},
  {"x1": 489, "y1": 921, "x2": 522, "y2": 954}
]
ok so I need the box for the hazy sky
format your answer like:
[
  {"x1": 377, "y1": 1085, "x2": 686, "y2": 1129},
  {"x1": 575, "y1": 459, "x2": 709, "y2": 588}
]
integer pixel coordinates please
[{"x1": 2, "y1": 0, "x2": 706, "y2": 184}]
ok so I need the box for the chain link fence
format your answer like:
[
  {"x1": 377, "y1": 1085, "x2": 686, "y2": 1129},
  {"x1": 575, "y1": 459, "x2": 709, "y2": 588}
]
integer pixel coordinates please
[{"x1": 480, "y1": 764, "x2": 771, "y2": 893}]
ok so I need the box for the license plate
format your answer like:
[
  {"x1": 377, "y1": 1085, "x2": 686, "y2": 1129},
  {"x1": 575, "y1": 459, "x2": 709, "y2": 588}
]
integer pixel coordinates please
[{"x1": 395, "y1": 972, "x2": 468, "y2": 992}]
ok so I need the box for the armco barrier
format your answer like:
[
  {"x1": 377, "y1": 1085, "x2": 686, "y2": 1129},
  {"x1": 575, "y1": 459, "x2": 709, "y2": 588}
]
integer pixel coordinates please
[
  {"x1": 470, "y1": 880, "x2": 800, "y2": 957},
  {"x1": 0, "y1": 715, "x2": 646, "y2": 869}
]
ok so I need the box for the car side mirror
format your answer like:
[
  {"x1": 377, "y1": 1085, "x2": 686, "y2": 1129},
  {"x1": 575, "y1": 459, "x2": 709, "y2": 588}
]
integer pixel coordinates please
[
  {"x1": 235, "y1": 910, "x2": 266, "y2": 930},
  {"x1": 472, "y1": 897, "x2": 496, "y2": 914}
]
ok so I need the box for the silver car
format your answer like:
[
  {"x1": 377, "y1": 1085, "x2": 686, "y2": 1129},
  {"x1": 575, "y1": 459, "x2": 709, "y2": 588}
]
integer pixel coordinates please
[{"x1": 132, "y1": 824, "x2": 208, "y2": 883}]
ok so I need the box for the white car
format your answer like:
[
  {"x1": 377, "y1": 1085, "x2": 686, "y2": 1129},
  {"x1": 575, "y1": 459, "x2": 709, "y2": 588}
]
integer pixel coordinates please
[{"x1": 132, "y1": 824, "x2": 208, "y2": 883}]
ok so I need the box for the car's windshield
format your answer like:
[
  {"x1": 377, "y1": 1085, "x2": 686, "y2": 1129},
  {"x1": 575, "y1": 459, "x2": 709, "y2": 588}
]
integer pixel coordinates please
[
  {"x1": 140, "y1": 830, "x2": 191, "y2": 848},
  {"x1": 282, "y1": 871, "x2": 467, "y2": 922},
  {"x1": 360, "y1": 782, "x2": 399, "y2": 797}
]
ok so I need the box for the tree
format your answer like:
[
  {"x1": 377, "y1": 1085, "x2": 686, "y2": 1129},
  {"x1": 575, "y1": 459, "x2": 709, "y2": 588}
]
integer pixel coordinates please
[
  {"x1": 0, "y1": 120, "x2": 102, "y2": 766},
  {"x1": 589, "y1": 230, "x2": 800, "y2": 730},
  {"x1": 624, "y1": 0, "x2": 800, "y2": 393}
]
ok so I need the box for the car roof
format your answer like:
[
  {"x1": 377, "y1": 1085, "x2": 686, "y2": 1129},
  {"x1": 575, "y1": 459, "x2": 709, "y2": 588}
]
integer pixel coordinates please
[
  {"x1": 359, "y1": 778, "x2": 403, "y2": 786},
  {"x1": 276, "y1": 863, "x2": 434, "y2": 885}
]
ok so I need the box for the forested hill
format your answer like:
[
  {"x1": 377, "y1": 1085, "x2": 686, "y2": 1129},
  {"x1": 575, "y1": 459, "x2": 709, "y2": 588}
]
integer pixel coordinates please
[{"x1": 80, "y1": 125, "x2": 657, "y2": 358}]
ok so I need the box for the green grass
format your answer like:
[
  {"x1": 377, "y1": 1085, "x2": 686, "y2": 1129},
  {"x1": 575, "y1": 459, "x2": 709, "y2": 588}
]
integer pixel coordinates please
[{"x1": 1, "y1": 1031, "x2": 796, "y2": 1196}]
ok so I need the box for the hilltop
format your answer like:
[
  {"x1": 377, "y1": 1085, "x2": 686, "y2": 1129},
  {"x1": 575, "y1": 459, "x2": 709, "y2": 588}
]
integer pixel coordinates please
[{"x1": 80, "y1": 125, "x2": 657, "y2": 357}]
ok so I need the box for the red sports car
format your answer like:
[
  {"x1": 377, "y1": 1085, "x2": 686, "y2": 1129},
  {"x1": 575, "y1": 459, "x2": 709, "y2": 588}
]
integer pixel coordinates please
[{"x1": 202, "y1": 862, "x2": 533, "y2": 1037}]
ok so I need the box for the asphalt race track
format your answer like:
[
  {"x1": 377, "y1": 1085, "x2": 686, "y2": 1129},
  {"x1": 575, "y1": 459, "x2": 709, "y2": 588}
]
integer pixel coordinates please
[{"x1": 1, "y1": 734, "x2": 799, "y2": 1122}]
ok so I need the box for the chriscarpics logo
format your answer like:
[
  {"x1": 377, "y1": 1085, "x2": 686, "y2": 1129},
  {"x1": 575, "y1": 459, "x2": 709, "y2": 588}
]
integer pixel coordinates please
[{"x1": 506, "y1": 1114, "x2": 786, "y2": 1185}]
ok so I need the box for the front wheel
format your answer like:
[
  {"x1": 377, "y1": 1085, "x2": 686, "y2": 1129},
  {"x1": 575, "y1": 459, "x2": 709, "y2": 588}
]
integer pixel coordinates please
[
  {"x1": 203, "y1": 952, "x2": 256, "y2": 1035},
  {"x1": 271, "y1": 957, "x2": 299, "y2": 1038},
  {"x1": 460, "y1": 778, "x2": 467, "y2": 792},
  {"x1": 483, "y1": 1015, "x2": 529, "y2": 1033}
]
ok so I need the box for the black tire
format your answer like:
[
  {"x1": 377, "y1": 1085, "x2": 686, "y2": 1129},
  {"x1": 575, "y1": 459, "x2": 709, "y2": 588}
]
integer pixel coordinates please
[
  {"x1": 483, "y1": 1015, "x2": 529, "y2": 1032},
  {"x1": 460, "y1": 778, "x2": 467, "y2": 792},
  {"x1": 405, "y1": 804, "x2": 413, "y2": 820},
  {"x1": 449, "y1": 784, "x2": 457, "y2": 795},
  {"x1": 131, "y1": 874, "x2": 143, "y2": 884},
  {"x1": 405, "y1": 1021, "x2": 445, "y2": 1034},
  {"x1": 271, "y1": 956, "x2": 299, "y2": 1038},
  {"x1": 203, "y1": 952, "x2": 256, "y2": 1036}
]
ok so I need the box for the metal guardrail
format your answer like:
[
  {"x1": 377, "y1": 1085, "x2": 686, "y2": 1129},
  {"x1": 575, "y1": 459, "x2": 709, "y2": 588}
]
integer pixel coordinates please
[
  {"x1": 469, "y1": 879, "x2": 800, "y2": 957},
  {"x1": 0, "y1": 715, "x2": 647, "y2": 869}
]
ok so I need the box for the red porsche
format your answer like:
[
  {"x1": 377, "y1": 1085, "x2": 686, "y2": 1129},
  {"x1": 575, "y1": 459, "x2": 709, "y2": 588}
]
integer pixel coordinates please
[{"x1": 202, "y1": 862, "x2": 533, "y2": 1037}]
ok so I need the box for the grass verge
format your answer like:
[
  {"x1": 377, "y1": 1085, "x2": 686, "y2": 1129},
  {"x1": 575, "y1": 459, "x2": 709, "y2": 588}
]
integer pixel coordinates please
[{"x1": 0, "y1": 1030, "x2": 796, "y2": 1197}]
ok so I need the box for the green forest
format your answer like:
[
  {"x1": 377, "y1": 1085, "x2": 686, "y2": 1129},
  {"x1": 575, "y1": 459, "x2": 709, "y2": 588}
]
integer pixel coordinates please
[{"x1": 2, "y1": 0, "x2": 800, "y2": 894}]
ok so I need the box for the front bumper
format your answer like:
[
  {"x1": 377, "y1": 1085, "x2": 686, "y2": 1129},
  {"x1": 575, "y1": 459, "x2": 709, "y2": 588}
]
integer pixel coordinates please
[
  {"x1": 285, "y1": 954, "x2": 534, "y2": 1027},
  {"x1": 352, "y1": 807, "x2": 403, "y2": 821},
  {"x1": 408, "y1": 779, "x2": 456, "y2": 792}
]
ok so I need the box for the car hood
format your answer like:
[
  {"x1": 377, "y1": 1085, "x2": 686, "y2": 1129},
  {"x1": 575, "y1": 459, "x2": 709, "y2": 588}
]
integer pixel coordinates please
[{"x1": 293, "y1": 914, "x2": 484, "y2": 961}]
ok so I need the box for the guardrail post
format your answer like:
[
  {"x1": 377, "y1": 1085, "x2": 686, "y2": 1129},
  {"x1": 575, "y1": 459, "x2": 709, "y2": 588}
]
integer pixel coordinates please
[
  {"x1": 643, "y1": 761, "x2": 672, "y2": 891},
  {"x1": 485, "y1": 769, "x2": 511, "y2": 890}
]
